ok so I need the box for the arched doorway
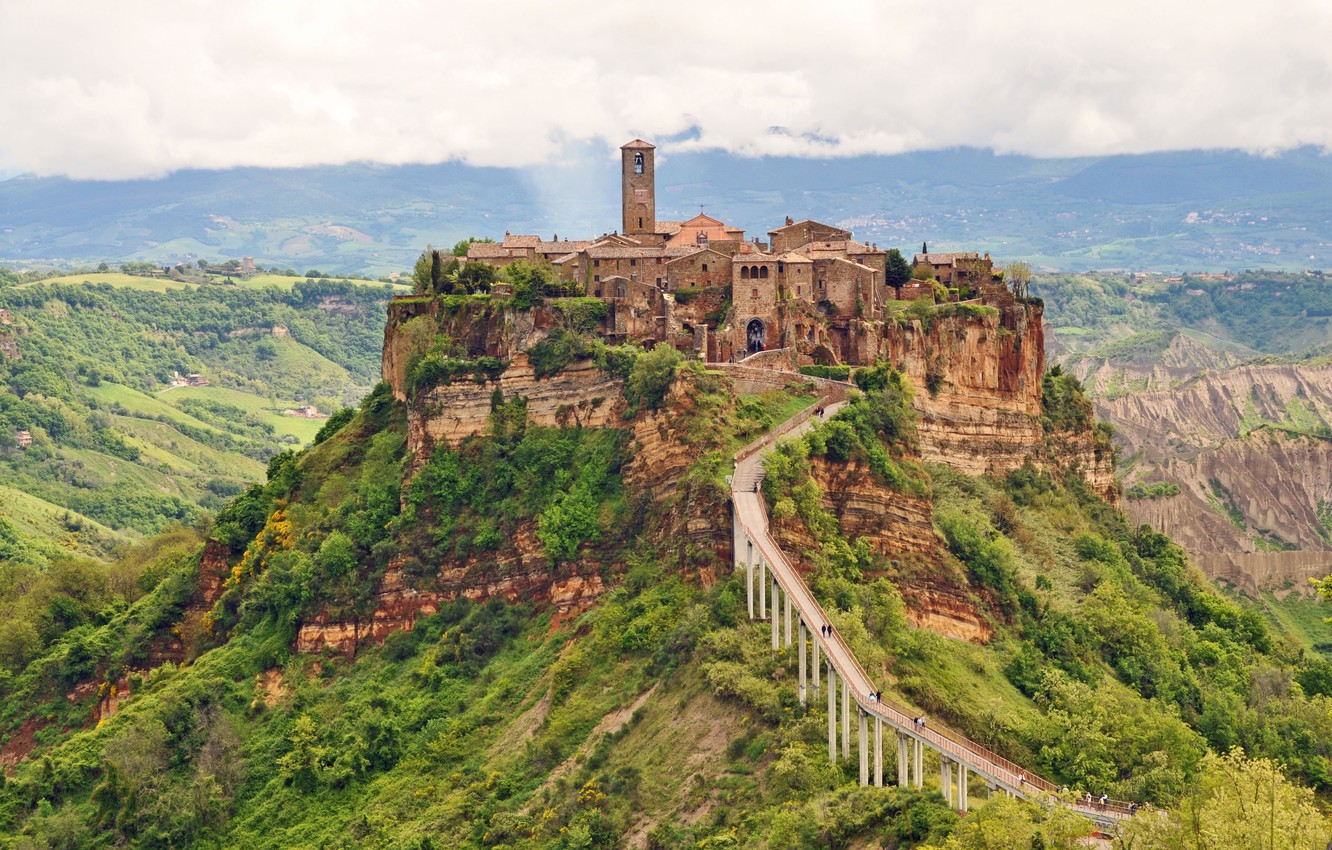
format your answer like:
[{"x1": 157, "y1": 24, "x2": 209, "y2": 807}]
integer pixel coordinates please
[{"x1": 746, "y1": 318, "x2": 766, "y2": 354}]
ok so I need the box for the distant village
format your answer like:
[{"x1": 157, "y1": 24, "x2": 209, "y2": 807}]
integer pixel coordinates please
[{"x1": 460, "y1": 139, "x2": 1014, "y2": 363}]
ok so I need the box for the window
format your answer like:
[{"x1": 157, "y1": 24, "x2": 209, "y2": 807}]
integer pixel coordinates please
[
  {"x1": 630, "y1": 258, "x2": 637, "y2": 267},
  {"x1": 594, "y1": 290, "x2": 602, "y2": 297},
  {"x1": 634, "y1": 152, "x2": 644, "y2": 174},
  {"x1": 778, "y1": 262, "x2": 785, "y2": 273},
  {"x1": 638, "y1": 217, "x2": 643, "y2": 229},
  {"x1": 594, "y1": 274, "x2": 601, "y2": 282},
  {"x1": 759, "y1": 266, "x2": 769, "y2": 279},
  {"x1": 702, "y1": 263, "x2": 708, "y2": 272},
  {"x1": 594, "y1": 259, "x2": 600, "y2": 267},
  {"x1": 751, "y1": 288, "x2": 758, "y2": 298},
  {"x1": 741, "y1": 266, "x2": 750, "y2": 280},
  {"x1": 796, "y1": 285, "x2": 802, "y2": 296},
  {"x1": 819, "y1": 279, "x2": 825, "y2": 290}
]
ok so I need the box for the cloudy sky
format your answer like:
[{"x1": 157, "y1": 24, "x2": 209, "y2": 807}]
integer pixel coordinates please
[{"x1": 2, "y1": 0, "x2": 1330, "y2": 180}]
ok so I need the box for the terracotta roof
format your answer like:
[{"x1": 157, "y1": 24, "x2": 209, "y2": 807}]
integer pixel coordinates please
[
  {"x1": 915, "y1": 252, "x2": 980, "y2": 265},
  {"x1": 818, "y1": 256, "x2": 878, "y2": 274},
  {"x1": 776, "y1": 251, "x2": 813, "y2": 263},
  {"x1": 768, "y1": 218, "x2": 849, "y2": 235},
  {"x1": 621, "y1": 139, "x2": 656, "y2": 150},
  {"x1": 536, "y1": 240, "x2": 590, "y2": 254},
  {"x1": 680, "y1": 213, "x2": 727, "y2": 227},
  {"x1": 551, "y1": 252, "x2": 581, "y2": 265},
  {"x1": 585, "y1": 245, "x2": 671, "y2": 259},
  {"x1": 655, "y1": 221, "x2": 682, "y2": 235},
  {"x1": 501, "y1": 233, "x2": 541, "y2": 248},
  {"x1": 466, "y1": 243, "x2": 513, "y2": 259}
]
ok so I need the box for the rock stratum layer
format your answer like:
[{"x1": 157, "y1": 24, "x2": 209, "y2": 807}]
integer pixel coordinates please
[{"x1": 1097, "y1": 363, "x2": 1332, "y2": 592}]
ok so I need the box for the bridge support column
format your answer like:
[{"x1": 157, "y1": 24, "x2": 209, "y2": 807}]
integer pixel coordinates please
[
  {"x1": 771, "y1": 578, "x2": 780, "y2": 650},
  {"x1": 957, "y1": 764, "x2": 968, "y2": 813},
  {"x1": 811, "y1": 635, "x2": 820, "y2": 697},
  {"x1": 858, "y1": 708, "x2": 869, "y2": 786},
  {"x1": 912, "y1": 739, "x2": 923, "y2": 789},
  {"x1": 758, "y1": 557, "x2": 766, "y2": 620},
  {"x1": 827, "y1": 663, "x2": 837, "y2": 764},
  {"x1": 874, "y1": 717, "x2": 883, "y2": 787},
  {"x1": 798, "y1": 620, "x2": 807, "y2": 706},
  {"x1": 841, "y1": 676, "x2": 850, "y2": 761},
  {"x1": 784, "y1": 589, "x2": 792, "y2": 649},
  {"x1": 896, "y1": 734, "x2": 908, "y2": 787},
  {"x1": 746, "y1": 540, "x2": 754, "y2": 620},
  {"x1": 941, "y1": 758, "x2": 953, "y2": 808}
]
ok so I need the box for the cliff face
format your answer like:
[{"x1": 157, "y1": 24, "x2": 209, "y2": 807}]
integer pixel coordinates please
[
  {"x1": 407, "y1": 354, "x2": 625, "y2": 468},
  {"x1": 865, "y1": 306, "x2": 1046, "y2": 477},
  {"x1": 1097, "y1": 363, "x2": 1332, "y2": 590}
]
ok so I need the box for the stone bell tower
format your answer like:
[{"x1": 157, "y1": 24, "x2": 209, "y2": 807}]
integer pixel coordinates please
[{"x1": 621, "y1": 139, "x2": 656, "y2": 239}]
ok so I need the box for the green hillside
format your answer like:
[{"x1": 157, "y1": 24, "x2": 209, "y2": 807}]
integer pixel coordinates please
[
  {"x1": 0, "y1": 271, "x2": 392, "y2": 556},
  {"x1": 0, "y1": 352, "x2": 1325, "y2": 848}
]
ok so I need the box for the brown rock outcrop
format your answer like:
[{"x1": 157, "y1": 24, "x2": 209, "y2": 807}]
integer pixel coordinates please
[
  {"x1": 869, "y1": 306, "x2": 1046, "y2": 476},
  {"x1": 407, "y1": 354, "x2": 626, "y2": 466}
]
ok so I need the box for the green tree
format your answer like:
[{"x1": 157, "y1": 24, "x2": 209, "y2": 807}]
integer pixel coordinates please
[
  {"x1": 625, "y1": 345, "x2": 682, "y2": 411},
  {"x1": 1117, "y1": 749, "x2": 1330, "y2": 849},
  {"x1": 885, "y1": 248, "x2": 911, "y2": 288},
  {"x1": 1008, "y1": 261, "x2": 1033, "y2": 299}
]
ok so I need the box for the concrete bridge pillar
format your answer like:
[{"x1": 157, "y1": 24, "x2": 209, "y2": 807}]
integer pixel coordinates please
[
  {"x1": 858, "y1": 708, "x2": 869, "y2": 786},
  {"x1": 827, "y1": 661, "x2": 837, "y2": 764},
  {"x1": 798, "y1": 620, "x2": 807, "y2": 706},
  {"x1": 958, "y1": 764, "x2": 968, "y2": 813},
  {"x1": 912, "y1": 738, "x2": 923, "y2": 789},
  {"x1": 941, "y1": 758, "x2": 954, "y2": 808},
  {"x1": 873, "y1": 716, "x2": 883, "y2": 787},
  {"x1": 896, "y1": 734, "x2": 909, "y2": 787},
  {"x1": 841, "y1": 676, "x2": 850, "y2": 761},
  {"x1": 811, "y1": 634, "x2": 820, "y2": 697},
  {"x1": 784, "y1": 589, "x2": 792, "y2": 648},
  {"x1": 770, "y1": 577, "x2": 780, "y2": 650},
  {"x1": 758, "y1": 557, "x2": 766, "y2": 620},
  {"x1": 745, "y1": 540, "x2": 754, "y2": 620}
]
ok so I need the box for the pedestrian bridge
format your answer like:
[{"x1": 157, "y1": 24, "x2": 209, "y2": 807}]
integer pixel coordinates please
[{"x1": 728, "y1": 384, "x2": 1130, "y2": 831}]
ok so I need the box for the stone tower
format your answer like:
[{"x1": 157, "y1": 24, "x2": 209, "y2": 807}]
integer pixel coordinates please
[{"x1": 621, "y1": 139, "x2": 656, "y2": 238}]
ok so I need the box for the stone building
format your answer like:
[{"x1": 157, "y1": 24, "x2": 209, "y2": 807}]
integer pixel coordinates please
[{"x1": 462, "y1": 138, "x2": 1005, "y2": 365}]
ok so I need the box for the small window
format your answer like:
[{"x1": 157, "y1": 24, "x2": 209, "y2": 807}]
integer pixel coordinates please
[
  {"x1": 796, "y1": 285, "x2": 802, "y2": 296},
  {"x1": 751, "y1": 288, "x2": 758, "y2": 298},
  {"x1": 741, "y1": 267, "x2": 750, "y2": 280},
  {"x1": 634, "y1": 152, "x2": 644, "y2": 174},
  {"x1": 638, "y1": 217, "x2": 643, "y2": 229},
  {"x1": 630, "y1": 258, "x2": 636, "y2": 267},
  {"x1": 777, "y1": 262, "x2": 785, "y2": 273},
  {"x1": 593, "y1": 259, "x2": 600, "y2": 267},
  {"x1": 702, "y1": 263, "x2": 708, "y2": 272},
  {"x1": 819, "y1": 279, "x2": 826, "y2": 290},
  {"x1": 594, "y1": 290, "x2": 602, "y2": 297},
  {"x1": 759, "y1": 266, "x2": 769, "y2": 279},
  {"x1": 594, "y1": 274, "x2": 601, "y2": 282}
]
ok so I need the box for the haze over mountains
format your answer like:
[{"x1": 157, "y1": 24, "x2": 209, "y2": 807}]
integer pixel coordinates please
[{"x1": 5, "y1": 146, "x2": 1332, "y2": 275}]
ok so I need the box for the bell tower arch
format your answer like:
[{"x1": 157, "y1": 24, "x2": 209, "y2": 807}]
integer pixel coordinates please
[{"x1": 621, "y1": 139, "x2": 656, "y2": 238}]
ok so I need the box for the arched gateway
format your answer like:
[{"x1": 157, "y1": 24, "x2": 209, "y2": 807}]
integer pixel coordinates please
[{"x1": 746, "y1": 318, "x2": 766, "y2": 353}]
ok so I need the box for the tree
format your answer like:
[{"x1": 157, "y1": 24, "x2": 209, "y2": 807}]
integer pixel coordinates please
[
  {"x1": 884, "y1": 249, "x2": 911, "y2": 288},
  {"x1": 1008, "y1": 261, "x2": 1033, "y2": 299},
  {"x1": 1117, "y1": 749, "x2": 1330, "y2": 849}
]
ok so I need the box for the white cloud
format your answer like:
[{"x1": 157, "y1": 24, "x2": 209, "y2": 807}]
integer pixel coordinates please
[{"x1": 2, "y1": 0, "x2": 1330, "y2": 179}]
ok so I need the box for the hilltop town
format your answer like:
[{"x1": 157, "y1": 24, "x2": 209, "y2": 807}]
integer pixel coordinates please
[{"x1": 462, "y1": 139, "x2": 1014, "y2": 366}]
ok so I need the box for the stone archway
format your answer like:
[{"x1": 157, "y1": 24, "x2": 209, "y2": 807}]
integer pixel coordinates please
[{"x1": 746, "y1": 318, "x2": 766, "y2": 353}]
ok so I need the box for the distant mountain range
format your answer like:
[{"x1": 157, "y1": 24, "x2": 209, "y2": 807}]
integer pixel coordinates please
[{"x1": 4, "y1": 146, "x2": 1332, "y2": 275}]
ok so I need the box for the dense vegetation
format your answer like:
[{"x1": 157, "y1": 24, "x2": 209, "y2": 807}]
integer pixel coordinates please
[
  {"x1": 0, "y1": 362, "x2": 1324, "y2": 848},
  {"x1": 0, "y1": 272, "x2": 392, "y2": 554}
]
